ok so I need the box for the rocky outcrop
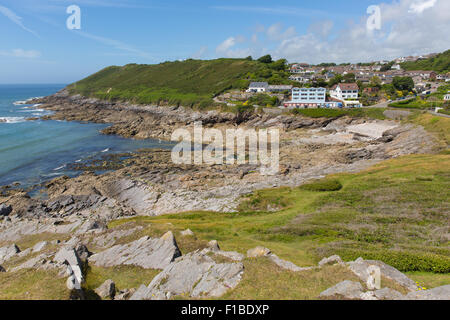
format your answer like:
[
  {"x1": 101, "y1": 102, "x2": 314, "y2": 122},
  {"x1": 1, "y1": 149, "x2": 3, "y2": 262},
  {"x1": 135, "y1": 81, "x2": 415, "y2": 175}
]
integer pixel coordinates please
[
  {"x1": 89, "y1": 232, "x2": 181, "y2": 269},
  {"x1": 131, "y1": 249, "x2": 244, "y2": 300},
  {"x1": 347, "y1": 257, "x2": 417, "y2": 292},
  {"x1": 0, "y1": 244, "x2": 20, "y2": 264},
  {"x1": 403, "y1": 285, "x2": 450, "y2": 300},
  {"x1": 319, "y1": 280, "x2": 365, "y2": 300},
  {"x1": 268, "y1": 254, "x2": 313, "y2": 272},
  {"x1": 54, "y1": 247, "x2": 85, "y2": 290},
  {"x1": 95, "y1": 279, "x2": 116, "y2": 299}
]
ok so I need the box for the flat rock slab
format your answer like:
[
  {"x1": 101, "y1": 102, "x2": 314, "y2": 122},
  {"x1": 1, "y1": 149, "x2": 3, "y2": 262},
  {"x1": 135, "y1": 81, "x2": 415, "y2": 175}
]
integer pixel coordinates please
[
  {"x1": 348, "y1": 258, "x2": 417, "y2": 292},
  {"x1": 403, "y1": 285, "x2": 450, "y2": 300},
  {"x1": 131, "y1": 250, "x2": 244, "y2": 300},
  {"x1": 320, "y1": 280, "x2": 365, "y2": 300},
  {"x1": 269, "y1": 254, "x2": 313, "y2": 272},
  {"x1": 0, "y1": 244, "x2": 20, "y2": 264},
  {"x1": 89, "y1": 235, "x2": 181, "y2": 269}
]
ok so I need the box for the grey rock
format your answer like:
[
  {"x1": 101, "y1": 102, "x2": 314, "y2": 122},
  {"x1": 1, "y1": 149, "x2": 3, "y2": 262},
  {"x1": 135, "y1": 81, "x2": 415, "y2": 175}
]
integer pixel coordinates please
[
  {"x1": 54, "y1": 247, "x2": 85, "y2": 290},
  {"x1": 114, "y1": 288, "x2": 136, "y2": 300},
  {"x1": 89, "y1": 233, "x2": 181, "y2": 269},
  {"x1": 130, "y1": 250, "x2": 244, "y2": 300},
  {"x1": 0, "y1": 244, "x2": 20, "y2": 264},
  {"x1": 347, "y1": 258, "x2": 417, "y2": 292},
  {"x1": 207, "y1": 240, "x2": 220, "y2": 251},
  {"x1": 214, "y1": 250, "x2": 245, "y2": 262},
  {"x1": 95, "y1": 279, "x2": 116, "y2": 299},
  {"x1": 11, "y1": 253, "x2": 56, "y2": 272},
  {"x1": 319, "y1": 280, "x2": 365, "y2": 300},
  {"x1": 403, "y1": 285, "x2": 450, "y2": 300},
  {"x1": 269, "y1": 254, "x2": 314, "y2": 272},
  {"x1": 32, "y1": 241, "x2": 48, "y2": 253},
  {"x1": 75, "y1": 219, "x2": 107, "y2": 235},
  {"x1": 373, "y1": 287, "x2": 405, "y2": 300},
  {"x1": 247, "y1": 246, "x2": 271, "y2": 258},
  {"x1": 318, "y1": 255, "x2": 344, "y2": 267},
  {"x1": 0, "y1": 204, "x2": 12, "y2": 216},
  {"x1": 180, "y1": 229, "x2": 194, "y2": 236}
]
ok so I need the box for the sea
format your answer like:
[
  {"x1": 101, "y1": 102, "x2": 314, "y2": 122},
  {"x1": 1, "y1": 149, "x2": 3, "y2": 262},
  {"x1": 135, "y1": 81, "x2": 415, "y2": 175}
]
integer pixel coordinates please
[{"x1": 0, "y1": 84, "x2": 173, "y2": 188}]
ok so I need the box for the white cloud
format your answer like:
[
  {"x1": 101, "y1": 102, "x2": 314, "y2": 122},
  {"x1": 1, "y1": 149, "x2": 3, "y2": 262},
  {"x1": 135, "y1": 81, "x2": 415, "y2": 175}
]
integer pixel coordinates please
[
  {"x1": 408, "y1": 0, "x2": 437, "y2": 14},
  {"x1": 216, "y1": 37, "x2": 236, "y2": 54},
  {"x1": 215, "y1": 0, "x2": 450, "y2": 63},
  {"x1": 0, "y1": 49, "x2": 41, "y2": 58},
  {"x1": 0, "y1": 5, "x2": 39, "y2": 37},
  {"x1": 266, "y1": 23, "x2": 296, "y2": 41}
]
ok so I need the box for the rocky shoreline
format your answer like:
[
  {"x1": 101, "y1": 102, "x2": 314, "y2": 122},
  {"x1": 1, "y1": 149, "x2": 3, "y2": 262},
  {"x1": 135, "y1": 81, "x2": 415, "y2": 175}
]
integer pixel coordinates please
[
  {"x1": 1, "y1": 90, "x2": 446, "y2": 300},
  {"x1": 2, "y1": 89, "x2": 433, "y2": 217}
]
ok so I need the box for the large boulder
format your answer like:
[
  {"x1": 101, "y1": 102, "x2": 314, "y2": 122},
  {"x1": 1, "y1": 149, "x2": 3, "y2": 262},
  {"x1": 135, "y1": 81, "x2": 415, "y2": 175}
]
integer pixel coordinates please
[
  {"x1": 319, "y1": 280, "x2": 365, "y2": 300},
  {"x1": 89, "y1": 232, "x2": 181, "y2": 269},
  {"x1": 0, "y1": 244, "x2": 20, "y2": 264},
  {"x1": 347, "y1": 258, "x2": 417, "y2": 292},
  {"x1": 95, "y1": 279, "x2": 116, "y2": 299},
  {"x1": 0, "y1": 265, "x2": 5, "y2": 272},
  {"x1": 403, "y1": 285, "x2": 450, "y2": 300},
  {"x1": 54, "y1": 247, "x2": 85, "y2": 290},
  {"x1": 0, "y1": 204, "x2": 12, "y2": 216},
  {"x1": 373, "y1": 288, "x2": 405, "y2": 300},
  {"x1": 131, "y1": 250, "x2": 244, "y2": 300}
]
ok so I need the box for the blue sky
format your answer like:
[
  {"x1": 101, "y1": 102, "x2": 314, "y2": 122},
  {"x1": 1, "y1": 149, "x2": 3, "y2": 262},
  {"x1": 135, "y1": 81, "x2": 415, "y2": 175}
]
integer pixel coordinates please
[{"x1": 0, "y1": 0, "x2": 449, "y2": 84}]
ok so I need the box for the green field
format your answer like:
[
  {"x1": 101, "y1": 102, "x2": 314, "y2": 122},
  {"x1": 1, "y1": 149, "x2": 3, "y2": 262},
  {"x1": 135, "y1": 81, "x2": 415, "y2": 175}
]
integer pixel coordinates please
[{"x1": 67, "y1": 58, "x2": 292, "y2": 109}]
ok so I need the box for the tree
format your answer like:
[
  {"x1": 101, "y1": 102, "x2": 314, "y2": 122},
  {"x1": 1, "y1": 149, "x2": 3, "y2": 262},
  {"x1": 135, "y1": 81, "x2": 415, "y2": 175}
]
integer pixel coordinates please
[
  {"x1": 369, "y1": 76, "x2": 382, "y2": 88},
  {"x1": 245, "y1": 56, "x2": 253, "y2": 61},
  {"x1": 270, "y1": 59, "x2": 288, "y2": 71},
  {"x1": 329, "y1": 74, "x2": 343, "y2": 87},
  {"x1": 393, "y1": 76, "x2": 414, "y2": 91},
  {"x1": 258, "y1": 54, "x2": 273, "y2": 64},
  {"x1": 343, "y1": 73, "x2": 356, "y2": 83}
]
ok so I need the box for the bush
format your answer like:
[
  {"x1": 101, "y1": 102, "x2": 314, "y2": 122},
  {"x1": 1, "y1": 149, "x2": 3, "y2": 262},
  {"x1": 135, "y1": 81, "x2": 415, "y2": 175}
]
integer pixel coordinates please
[
  {"x1": 334, "y1": 249, "x2": 450, "y2": 273},
  {"x1": 299, "y1": 179, "x2": 343, "y2": 192}
]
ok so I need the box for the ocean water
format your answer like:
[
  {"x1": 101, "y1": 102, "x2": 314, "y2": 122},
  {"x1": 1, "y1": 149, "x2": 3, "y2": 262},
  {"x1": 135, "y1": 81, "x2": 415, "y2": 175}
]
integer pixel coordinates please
[{"x1": 0, "y1": 84, "x2": 173, "y2": 188}]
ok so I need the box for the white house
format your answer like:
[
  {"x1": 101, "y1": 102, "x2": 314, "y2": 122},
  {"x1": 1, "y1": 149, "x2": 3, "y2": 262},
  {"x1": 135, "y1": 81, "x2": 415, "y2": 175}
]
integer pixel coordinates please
[
  {"x1": 330, "y1": 83, "x2": 359, "y2": 100},
  {"x1": 444, "y1": 93, "x2": 450, "y2": 101},
  {"x1": 247, "y1": 82, "x2": 268, "y2": 93},
  {"x1": 282, "y1": 87, "x2": 326, "y2": 109}
]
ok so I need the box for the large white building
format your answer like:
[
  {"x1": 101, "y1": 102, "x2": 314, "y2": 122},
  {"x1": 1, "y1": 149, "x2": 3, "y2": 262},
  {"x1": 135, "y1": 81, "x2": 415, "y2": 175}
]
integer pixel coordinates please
[
  {"x1": 283, "y1": 87, "x2": 326, "y2": 108},
  {"x1": 330, "y1": 83, "x2": 359, "y2": 100}
]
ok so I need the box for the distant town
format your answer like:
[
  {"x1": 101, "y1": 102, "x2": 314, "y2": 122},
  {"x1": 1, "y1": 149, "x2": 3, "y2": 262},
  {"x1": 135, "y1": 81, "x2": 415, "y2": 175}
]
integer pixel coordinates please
[{"x1": 232, "y1": 52, "x2": 450, "y2": 110}]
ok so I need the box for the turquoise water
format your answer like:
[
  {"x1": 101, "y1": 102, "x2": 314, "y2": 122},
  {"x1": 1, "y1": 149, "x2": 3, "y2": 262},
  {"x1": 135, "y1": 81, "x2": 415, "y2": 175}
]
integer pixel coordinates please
[{"x1": 0, "y1": 84, "x2": 173, "y2": 188}]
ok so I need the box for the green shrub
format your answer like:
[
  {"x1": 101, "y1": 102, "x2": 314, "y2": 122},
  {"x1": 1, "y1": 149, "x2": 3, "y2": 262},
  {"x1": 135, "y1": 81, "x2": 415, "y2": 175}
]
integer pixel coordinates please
[
  {"x1": 334, "y1": 249, "x2": 450, "y2": 273},
  {"x1": 299, "y1": 179, "x2": 343, "y2": 192}
]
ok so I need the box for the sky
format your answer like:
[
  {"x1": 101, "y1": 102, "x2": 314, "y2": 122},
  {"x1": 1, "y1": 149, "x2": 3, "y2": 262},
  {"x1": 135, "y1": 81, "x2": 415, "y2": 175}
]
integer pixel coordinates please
[{"x1": 0, "y1": 0, "x2": 449, "y2": 84}]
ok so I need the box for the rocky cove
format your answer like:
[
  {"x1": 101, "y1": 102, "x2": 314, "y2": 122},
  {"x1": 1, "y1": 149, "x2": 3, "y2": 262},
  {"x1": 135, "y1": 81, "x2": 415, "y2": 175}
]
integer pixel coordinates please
[{"x1": 0, "y1": 89, "x2": 447, "y2": 300}]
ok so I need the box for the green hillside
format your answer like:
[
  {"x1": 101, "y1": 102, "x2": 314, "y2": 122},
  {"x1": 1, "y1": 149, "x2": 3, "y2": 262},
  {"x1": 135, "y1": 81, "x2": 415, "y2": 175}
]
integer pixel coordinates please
[
  {"x1": 401, "y1": 50, "x2": 450, "y2": 73},
  {"x1": 67, "y1": 57, "x2": 291, "y2": 109}
]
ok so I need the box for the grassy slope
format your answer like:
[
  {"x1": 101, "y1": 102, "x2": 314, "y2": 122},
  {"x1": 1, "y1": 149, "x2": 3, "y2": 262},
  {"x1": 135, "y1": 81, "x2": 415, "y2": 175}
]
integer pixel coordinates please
[
  {"x1": 67, "y1": 58, "x2": 261, "y2": 108},
  {"x1": 400, "y1": 50, "x2": 450, "y2": 73}
]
